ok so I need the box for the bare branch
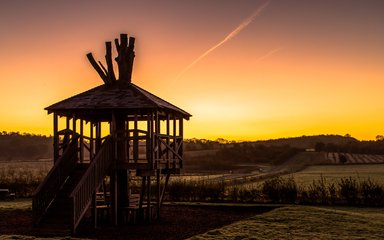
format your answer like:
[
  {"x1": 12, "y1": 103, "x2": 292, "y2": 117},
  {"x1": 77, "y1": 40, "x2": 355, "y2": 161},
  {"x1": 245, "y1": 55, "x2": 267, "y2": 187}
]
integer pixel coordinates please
[{"x1": 86, "y1": 53, "x2": 109, "y2": 84}]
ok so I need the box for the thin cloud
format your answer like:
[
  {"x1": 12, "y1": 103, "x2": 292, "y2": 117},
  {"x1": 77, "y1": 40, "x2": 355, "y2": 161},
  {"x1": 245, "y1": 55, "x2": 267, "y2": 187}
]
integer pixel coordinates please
[
  {"x1": 176, "y1": 0, "x2": 272, "y2": 80},
  {"x1": 255, "y1": 47, "x2": 283, "y2": 63}
]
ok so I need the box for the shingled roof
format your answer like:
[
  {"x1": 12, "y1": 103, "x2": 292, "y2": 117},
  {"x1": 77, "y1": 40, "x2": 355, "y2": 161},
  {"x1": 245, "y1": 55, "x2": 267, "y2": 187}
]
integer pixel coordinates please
[{"x1": 46, "y1": 82, "x2": 191, "y2": 120}]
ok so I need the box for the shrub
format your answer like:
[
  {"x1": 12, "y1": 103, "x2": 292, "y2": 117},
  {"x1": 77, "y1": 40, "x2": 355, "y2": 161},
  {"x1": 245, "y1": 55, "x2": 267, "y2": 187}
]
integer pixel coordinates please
[
  {"x1": 262, "y1": 176, "x2": 297, "y2": 203},
  {"x1": 338, "y1": 177, "x2": 359, "y2": 205},
  {"x1": 306, "y1": 176, "x2": 330, "y2": 205},
  {"x1": 262, "y1": 177, "x2": 283, "y2": 203},
  {"x1": 360, "y1": 178, "x2": 384, "y2": 206}
]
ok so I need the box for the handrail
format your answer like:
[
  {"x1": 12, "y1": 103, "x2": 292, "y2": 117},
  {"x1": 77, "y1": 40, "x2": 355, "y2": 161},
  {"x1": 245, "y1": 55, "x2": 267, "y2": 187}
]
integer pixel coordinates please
[
  {"x1": 70, "y1": 136, "x2": 113, "y2": 232},
  {"x1": 156, "y1": 134, "x2": 183, "y2": 161},
  {"x1": 32, "y1": 134, "x2": 80, "y2": 225}
]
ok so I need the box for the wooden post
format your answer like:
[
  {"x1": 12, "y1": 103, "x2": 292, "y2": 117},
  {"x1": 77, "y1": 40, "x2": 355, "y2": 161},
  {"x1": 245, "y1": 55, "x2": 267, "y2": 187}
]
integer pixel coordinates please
[
  {"x1": 111, "y1": 171, "x2": 118, "y2": 226},
  {"x1": 166, "y1": 114, "x2": 170, "y2": 160},
  {"x1": 96, "y1": 122, "x2": 101, "y2": 151},
  {"x1": 66, "y1": 117, "x2": 70, "y2": 131},
  {"x1": 146, "y1": 176, "x2": 151, "y2": 222},
  {"x1": 179, "y1": 118, "x2": 183, "y2": 168},
  {"x1": 72, "y1": 116, "x2": 77, "y2": 161},
  {"x1": 53, "y1": 113, "x2": 59, "y2": 163},
  {"x1": 80, "y1": 120, "x2": 84, "y2": 163},
  {"x1": 72, "y1": 115, "x2": 77, "y2": 134},
  {"x1": 133, "y1": 113, "x2": 138, "y2": 163},
  {"x1": 156, "y1": 169, "x2": 160, "y2": 219},
  {"x1": 160, "y1": 173, "x2": 170, "y2": 206},
  {"x1": 173, "y1": 116, "x2": 177, "y2": 161},
  {"x1": 92, "y1": 191, "x2": 97, "y2": 229},
  {"x1": 90, "y1": 123, "x2": 94, "y2": 160},
  {"x1": 114, "y1": 113, "x2": 128, "y2": 224},
  {"x1": 139, "y1": 176, "x2": 146, "y2": 221},
  {"x1": 147, "y1": 113, "x2": 153, "y2": 166},
  {"x1": 155, "y1": 112, "x2": 160, "y2": 168}
]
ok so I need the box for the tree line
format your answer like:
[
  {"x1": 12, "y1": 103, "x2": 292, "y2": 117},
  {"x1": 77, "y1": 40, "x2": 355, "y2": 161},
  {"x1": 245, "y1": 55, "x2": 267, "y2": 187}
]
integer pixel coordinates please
[{"x1": 0, "y1": 131, "x2": 52, "y2": 161}]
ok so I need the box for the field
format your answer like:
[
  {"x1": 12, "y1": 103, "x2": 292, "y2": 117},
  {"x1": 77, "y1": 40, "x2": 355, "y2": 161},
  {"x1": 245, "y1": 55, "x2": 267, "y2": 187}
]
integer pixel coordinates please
[
  {"x1": 327, "y1": 152, "x2": 384, "y2": 164},
  {"x1": 0, "y1": 160, "x2": 51, "y2": 177},
  {"x1": 290, "y1": 164, "x2": 384, "y2": 186},
  {"x1": 187, "y1": 205, "x2": 384, "y2": 239}
]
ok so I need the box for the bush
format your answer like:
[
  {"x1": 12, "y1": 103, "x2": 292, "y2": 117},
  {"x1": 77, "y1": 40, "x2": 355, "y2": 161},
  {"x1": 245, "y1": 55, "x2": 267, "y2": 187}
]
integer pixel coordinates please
[
  {"x1": 167, "y1": 179, "x2": 225, "y2": 202},
  {"x1": 262, "y1": 176, "x2": 297, "y2": 203},
  {"x1": 360, "y1": 178, "x2": 384, "y2": 206},
  {"x1": 0, "y1": 167, "x2": 46, "y2": 197},
  {"x1": 338, "y1": 177, "x2": 359, "y2": 205},
  {"x1": 306, "y1": 176, "x2": 330, "y2": 205}
]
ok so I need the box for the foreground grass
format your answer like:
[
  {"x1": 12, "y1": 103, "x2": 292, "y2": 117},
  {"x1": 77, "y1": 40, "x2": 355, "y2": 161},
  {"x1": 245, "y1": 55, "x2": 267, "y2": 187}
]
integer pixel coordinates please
[
  {"x1": 0, "y1": 236, "x2": 89, "y2": 240},
  {"x1": 187, "y1": 205, "x2": 384, "y2": 240},
  {"x1": 0, "y1": 199, "x2": 31, "y2": 210}
]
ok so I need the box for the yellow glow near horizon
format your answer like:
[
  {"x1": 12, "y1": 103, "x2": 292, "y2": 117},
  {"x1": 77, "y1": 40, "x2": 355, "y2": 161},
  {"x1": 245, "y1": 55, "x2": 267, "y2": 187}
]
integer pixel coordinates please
[{"x1": 1, "y1": 1, "x2": 384, "y2": 141}]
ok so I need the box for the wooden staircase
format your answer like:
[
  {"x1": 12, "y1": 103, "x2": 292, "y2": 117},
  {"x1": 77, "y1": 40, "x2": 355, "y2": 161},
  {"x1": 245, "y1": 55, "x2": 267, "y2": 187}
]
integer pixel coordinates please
[
  {"x1": 33, "y1": 135, "x2": 113, "y2": 235},
  {"x1": 34, "y1": 164, "x2": 88, "y2": 235}
]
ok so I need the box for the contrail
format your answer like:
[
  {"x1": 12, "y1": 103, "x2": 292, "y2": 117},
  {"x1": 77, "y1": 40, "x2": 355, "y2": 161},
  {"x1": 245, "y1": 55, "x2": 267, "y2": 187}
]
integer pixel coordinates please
[
  {"x1": 255, "y1": 47, "x2": 283, "y2": 63},
  {"x1": 176, "y1": 0, "x2": 271, "y2": 80}
]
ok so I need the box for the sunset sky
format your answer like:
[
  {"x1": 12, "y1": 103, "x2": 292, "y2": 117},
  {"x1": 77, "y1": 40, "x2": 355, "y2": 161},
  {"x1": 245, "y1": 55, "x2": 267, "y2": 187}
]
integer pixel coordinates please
[{"x1": 1, "y1": 0, "x2": 384, "y2": 141}]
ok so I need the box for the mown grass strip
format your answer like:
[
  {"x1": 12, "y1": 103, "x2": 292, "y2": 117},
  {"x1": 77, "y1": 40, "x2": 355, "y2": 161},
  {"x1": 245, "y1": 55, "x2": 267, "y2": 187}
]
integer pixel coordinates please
[{"x1": 187, "y1": 205, "x2": 384, "y2": 240}]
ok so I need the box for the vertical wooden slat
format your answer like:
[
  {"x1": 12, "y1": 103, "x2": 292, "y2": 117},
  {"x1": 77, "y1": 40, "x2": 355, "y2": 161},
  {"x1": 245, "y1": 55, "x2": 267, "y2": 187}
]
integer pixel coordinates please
[
  {"x1": 155, "y1": 112, "x2": 160, "y2": 168},
  {"x1": 173, "y1": 116, "x2": 177, "y2": 161},
  {"x1": 80, "y1": 120, "x2": 84, "y2": 163},
  {"x1": 92, "y1": 191, "x2": 97, "y2": 229},
  {"x1": 72, "y1": 115, "x2": 77, "y2": 133},
  {"x1": 147, "y1": 113, "x2": 152, "y2": 165},
  {"x1": 66, "y1": 117, "x2": 70, "y2": 131},
  {"x1": 133, "y1": 113, "x2": 138, "y2": 163},
  {"x1": 53, "y1": 113, "x2": 59, "y2": 163},
  {"x1": 96, "y1": 122, "x2": 101, "y2": 151},
  {"x1": 90, "y1": 123, "x2": 94, "y2": 160},
  {"x1": 126, "y1": 119, "x2": 130, "y2": 162},
  {"x1": 156, "y1": 169, "x2": 160, "y2": 219},
  {"x1": 166, "y1": 113, "x2": 170, "y2": 160},
  {"x1": 179, "y1": 118, "x2": 183, "y2": 168},
  {"x1": 147, "y1": 176, "x2": 151, "y2": 222},
  {"x1": 139, "y1": 176, "x2": 145, "y2": 210}
]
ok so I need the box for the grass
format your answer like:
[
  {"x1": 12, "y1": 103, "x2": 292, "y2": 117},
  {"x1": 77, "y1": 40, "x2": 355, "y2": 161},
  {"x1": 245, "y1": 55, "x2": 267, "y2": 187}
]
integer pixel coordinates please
[
  {"x1": 0, "y1": 236, "x2": 89, "y2": 240},
  {"x1": 0, "y1": 199, "x2": 31, "y2": 210},
  {"x1": 187, "y1": 205, "x2": 384, "y2": 240},
  {"x1": 290, "y1": 164, "x2": 384, "y2": 186},
  {"x1": 0, "y1": 235, "x2": 93, "y2": 240}
]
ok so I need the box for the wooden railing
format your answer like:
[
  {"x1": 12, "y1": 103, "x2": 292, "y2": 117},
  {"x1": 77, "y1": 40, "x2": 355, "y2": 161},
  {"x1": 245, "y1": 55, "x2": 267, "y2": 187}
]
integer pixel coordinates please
[
  {"x1": 155, "y1": 134, "x2": 183, "y2": 167},
  {"x1": 70, "y1": 136, "x2": 113, "y2": 232},
  {"x1": 32, "y1": 134, "x2": 80, "y2": 225}
]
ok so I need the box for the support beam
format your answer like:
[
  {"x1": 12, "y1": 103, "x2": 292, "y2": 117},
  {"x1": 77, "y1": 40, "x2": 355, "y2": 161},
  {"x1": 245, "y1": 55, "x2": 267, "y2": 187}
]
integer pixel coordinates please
[
  {"x1": 156, "y1": 169, "x2": 160, "y2": 219},
  {"x1": 146, "y1": 176, "x2": 151, "y2": 222},
  {"x1": 179, "y1": 118, "x2": 184, "y2": 168},
  {"x1": 90, "y1": 122, "x2": 94, "y2": 160},
  {"x1": 160, "y1": 173, "x2": 171, "y2": 206},
  {"x1": 92, "y1": 192, "x2": 97, "y2": 229},
  {"x1": 53, "y1": 113, "x2": 59, "y2": 163},
  {"x1": 166, "y1": 114, "x2": 170, "y2": 160},
  {"x1": 133, "y1": 114, "x2": 138, "y2": 163},
  {"x1": 80, "y1": 120, "x2": 84, "y2": 163}
]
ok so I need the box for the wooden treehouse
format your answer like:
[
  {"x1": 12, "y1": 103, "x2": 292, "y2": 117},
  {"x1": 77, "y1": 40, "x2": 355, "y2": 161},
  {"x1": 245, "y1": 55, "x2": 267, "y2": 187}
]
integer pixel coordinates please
[{"x1": 32, "y1": 34, "x2": 191, "y2": 234}]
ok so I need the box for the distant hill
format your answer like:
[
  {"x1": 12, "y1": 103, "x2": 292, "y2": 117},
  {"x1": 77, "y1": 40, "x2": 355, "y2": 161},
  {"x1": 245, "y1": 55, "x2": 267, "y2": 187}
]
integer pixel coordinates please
[{"x1": 255, "y1": 134, "x2": 358, "y2": 149}]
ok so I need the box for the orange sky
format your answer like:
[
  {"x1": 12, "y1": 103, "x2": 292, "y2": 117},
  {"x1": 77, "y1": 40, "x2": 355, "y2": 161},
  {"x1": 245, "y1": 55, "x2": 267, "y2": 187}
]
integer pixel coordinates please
[{"x1": 1, "y1": 0, "x2": 384, "y2": 141}]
